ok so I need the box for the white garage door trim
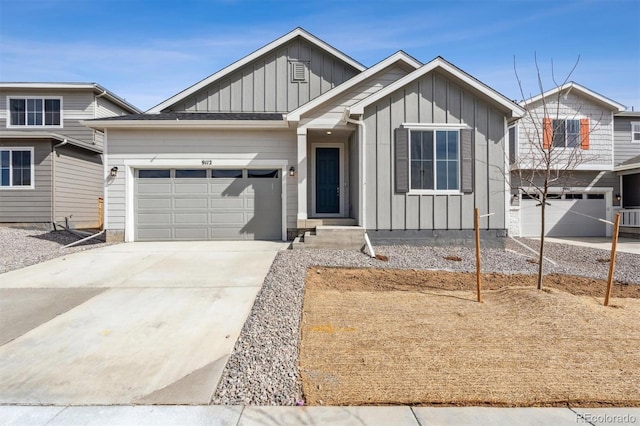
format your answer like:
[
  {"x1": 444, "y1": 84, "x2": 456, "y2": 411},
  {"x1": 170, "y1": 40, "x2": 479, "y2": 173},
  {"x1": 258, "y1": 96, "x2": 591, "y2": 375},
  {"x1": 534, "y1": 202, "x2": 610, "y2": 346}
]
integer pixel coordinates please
[
  {"x1": 519, "y1": 187, "x2": 613, "y2": 238},
  {"x1": 123, "y1": 159, "x2": 289, "y2": 242}
]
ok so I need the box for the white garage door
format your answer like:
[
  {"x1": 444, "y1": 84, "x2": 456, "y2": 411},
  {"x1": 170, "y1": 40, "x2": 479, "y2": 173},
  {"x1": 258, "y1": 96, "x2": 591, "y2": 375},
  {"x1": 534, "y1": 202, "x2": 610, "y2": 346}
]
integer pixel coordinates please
[
  {"x1": 520, "y1": 193, "x2": 607, "y2": 237},
  {"x1": 135, "y1": 168, "x2": 281, "y2": 241}
]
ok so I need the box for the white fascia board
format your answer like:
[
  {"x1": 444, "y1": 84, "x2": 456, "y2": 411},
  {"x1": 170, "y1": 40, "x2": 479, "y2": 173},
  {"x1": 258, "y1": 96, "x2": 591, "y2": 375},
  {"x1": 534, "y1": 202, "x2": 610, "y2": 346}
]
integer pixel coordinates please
[
  {"x1": 349, "y1": 57, "x2": 525, "y2": 118},
  {"x1": 614, "y1": 162, "x2": 640, "y2": 172},
  {"x1": 147, "y1": 28, "x2": 366, "y2": 114},
  {"x1": 521, "y1": 82, "x2": 626, "y2": 112},
  {"x1": 81, "y1": 119, "x2": 288, "y2": 130},
  {"x1": 0, "y1": 131, "x2": 102, "y2": 153},
  {"x1": 286, "y1": 52, "x2": 422, "y2": 122}
]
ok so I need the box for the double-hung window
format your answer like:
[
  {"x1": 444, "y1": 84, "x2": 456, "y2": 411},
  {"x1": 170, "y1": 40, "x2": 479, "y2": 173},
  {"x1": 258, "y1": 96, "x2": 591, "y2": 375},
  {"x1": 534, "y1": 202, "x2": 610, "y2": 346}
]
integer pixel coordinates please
[
  {"x1": 0, "y1": 148, "x2": 34, "y2": 188},
  {"x1": 410, "y1": 130, "x2": 459, "y2": 191},
  {"x1": 632, "y1": 122, "x2": 640, "y2": 143},
  {"x1": 552, "y1": 119, "x2": 580, "y2": 148},
  {"x1": 8, "y1": 97, "x2": 61, "y2": 127},
  {"x1": 543, "y1": 117, "x2": 589, "y2": 149}
]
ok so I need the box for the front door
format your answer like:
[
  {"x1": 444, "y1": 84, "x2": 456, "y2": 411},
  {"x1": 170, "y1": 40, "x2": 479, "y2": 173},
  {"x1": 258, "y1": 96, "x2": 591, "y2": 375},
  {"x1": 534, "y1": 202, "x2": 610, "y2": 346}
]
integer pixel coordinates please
[{"x1": 316, "y1": 147, "x2": 340, "y2": 214}]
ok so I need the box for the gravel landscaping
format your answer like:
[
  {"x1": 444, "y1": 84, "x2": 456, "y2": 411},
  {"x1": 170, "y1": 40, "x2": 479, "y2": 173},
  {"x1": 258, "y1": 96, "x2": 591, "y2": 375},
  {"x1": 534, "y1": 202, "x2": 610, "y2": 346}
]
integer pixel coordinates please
[
  {"x1": 0, "y1": 227, "x2": 115, "y2": 274},
  {"x1": 212, "y1": 239, "x2": 640, "y2": 406}
]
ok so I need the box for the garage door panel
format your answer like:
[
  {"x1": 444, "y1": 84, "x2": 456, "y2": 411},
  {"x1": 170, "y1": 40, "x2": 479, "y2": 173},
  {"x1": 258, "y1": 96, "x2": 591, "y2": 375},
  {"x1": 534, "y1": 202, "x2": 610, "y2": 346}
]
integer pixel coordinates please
[
  {"x1": 174, "y1": 213, "x2": 209, "y2": 224},
  {"x1": 137, "y1": 213, "x2": 172, "y2": 224},
  {"x1": 135, "y1": 168, "x2": 281, "y2": 241},
  {"x1": 137, "y1": 228, "x2": 172, "y2": 240},
  {"x1": 174, "y1": 183, "x2": 209, "y2": 193},
  {"x1": 138, "y1": 198, "x2": 172, "y2": 209},
  {"x1": 137, "y1": 183, "x2": 172, "y2": 194},
  {"x1": 211, "y1": 198, "x2": 245, "y2": 209}
]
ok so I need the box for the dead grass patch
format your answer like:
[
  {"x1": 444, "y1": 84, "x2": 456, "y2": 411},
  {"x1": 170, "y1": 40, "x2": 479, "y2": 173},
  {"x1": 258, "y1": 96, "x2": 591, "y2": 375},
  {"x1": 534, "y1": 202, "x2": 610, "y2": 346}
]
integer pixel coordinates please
[{"x1": 300, "y1": 268, "x2": 640, "y2": 407}]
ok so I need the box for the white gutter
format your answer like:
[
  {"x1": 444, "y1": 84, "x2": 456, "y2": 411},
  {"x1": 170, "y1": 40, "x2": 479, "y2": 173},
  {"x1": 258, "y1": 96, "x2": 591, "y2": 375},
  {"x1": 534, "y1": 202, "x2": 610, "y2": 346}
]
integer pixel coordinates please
[
  {"x1": 81, "y1": 120, "x2": 288, "y2": 130},
  {"x1": 342, "y1": 108, "x2": 367, "y2": 230}
]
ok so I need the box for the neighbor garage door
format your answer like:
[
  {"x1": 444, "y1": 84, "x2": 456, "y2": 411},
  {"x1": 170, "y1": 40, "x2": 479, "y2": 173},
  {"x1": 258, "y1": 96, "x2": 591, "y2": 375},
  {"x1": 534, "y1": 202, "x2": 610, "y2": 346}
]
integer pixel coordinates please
[
  {"x1": 135, "y1": 168, "x2": 281, "y2": 241},
  {"x1": 520, "y1": 193, "x2": 606, "y2": 237}
]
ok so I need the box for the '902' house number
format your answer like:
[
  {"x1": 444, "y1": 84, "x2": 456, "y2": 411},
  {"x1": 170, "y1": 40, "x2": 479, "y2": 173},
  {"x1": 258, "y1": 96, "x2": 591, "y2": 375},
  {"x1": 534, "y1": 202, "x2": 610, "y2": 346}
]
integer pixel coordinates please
[{"x1": 201, "y1": 160, "x2": 212, "y2": 165}]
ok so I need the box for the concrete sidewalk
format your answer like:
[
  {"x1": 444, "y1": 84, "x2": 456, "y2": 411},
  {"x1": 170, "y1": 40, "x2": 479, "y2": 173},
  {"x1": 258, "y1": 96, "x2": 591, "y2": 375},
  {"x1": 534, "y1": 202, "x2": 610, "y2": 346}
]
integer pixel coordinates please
[
  {"x1": 2, "y1": 405, "x2": 639, "y2": 425},
  {"x1": 533, "y1": 236, "x2": 640, "y2": 254}
]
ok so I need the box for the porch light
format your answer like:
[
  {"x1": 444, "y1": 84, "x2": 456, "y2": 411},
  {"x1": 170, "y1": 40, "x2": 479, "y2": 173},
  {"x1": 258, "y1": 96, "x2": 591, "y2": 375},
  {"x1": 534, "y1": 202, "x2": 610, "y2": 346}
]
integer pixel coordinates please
[
  {"x1": 326, "y1": 130, "x2": 332, "y2": 135},
  {"x1": 616, "y1": 194, "x2": 621, "y2": 202},
  {"x1": 110, "y1": 166, "x2": 118, "y2": 177},
  {"x1": 289, "y1": 166, "x2": 295, "y2": 177}
]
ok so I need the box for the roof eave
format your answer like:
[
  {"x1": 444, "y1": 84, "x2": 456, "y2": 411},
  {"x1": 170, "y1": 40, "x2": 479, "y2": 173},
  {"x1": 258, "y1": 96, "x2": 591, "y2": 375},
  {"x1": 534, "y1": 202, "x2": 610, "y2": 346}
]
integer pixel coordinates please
[
  {"x1": 520, "y1": 82, "x2": 626, "y2": 112},
  {"x1": 81, "y1": 119, "x2": 289, "y2": 130},
  {"x1": 0, "y1": 131, "x2": 102, "y2": 153}
]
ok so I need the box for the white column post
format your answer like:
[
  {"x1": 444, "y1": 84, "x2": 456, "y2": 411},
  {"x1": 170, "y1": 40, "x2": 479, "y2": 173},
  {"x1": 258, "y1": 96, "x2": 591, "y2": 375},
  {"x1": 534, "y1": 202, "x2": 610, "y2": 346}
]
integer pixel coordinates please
[{"x1": 297, "y1": 127, "x2": 308, "y2": 222}]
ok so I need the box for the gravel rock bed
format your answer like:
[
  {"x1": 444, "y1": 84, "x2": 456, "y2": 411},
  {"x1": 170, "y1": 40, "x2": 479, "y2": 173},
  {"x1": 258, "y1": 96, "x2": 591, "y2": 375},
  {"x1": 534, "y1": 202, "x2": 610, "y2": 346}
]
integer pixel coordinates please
[
  {"x1": 0, "y1": 227, "x2": 115, "y2": 274},
  {"x1": 212, "y1": 242, "x2": 640, "y2": 406}
]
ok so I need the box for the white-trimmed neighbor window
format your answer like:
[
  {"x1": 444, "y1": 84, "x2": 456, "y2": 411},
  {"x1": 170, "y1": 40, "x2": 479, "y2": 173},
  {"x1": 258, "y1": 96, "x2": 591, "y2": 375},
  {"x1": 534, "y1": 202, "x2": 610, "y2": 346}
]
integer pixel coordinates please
[
  {"x1": 0, "y1": 147, "x2": 34, "y2": 188},
  {"x1": 8, "y1": 97, "x2": 62, "y2": 127},
  {"x1": 410, "y1": 130, "x2": 460, "y2": 191},
  {"x1": 632, "y1": 122, "x2": 640, "y2": 143}
]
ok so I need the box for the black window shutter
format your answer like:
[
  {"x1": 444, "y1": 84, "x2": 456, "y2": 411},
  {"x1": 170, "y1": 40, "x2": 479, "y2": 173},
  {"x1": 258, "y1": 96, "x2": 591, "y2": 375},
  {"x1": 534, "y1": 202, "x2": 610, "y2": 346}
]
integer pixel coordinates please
[
  {"x1": 460, "y1": 128, "x2": 474, "y2": 193},
  {"x1": 394, "y1": 127, "x2": 409, "y2": 193}
]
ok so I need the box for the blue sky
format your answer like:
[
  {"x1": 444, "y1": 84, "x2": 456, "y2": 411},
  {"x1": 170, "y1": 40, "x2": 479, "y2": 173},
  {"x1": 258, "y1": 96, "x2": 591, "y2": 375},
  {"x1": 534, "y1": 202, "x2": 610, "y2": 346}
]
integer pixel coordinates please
[{"x1": 0, "y1": 0, "x2": 638, "y2": 111}]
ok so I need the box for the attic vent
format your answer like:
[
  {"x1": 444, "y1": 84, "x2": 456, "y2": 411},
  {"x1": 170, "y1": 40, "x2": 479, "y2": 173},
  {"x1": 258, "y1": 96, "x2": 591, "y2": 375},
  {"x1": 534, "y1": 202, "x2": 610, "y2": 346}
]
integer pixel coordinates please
[{"x1": 290, "y1": 61, "x2": 308, "y2": 82}]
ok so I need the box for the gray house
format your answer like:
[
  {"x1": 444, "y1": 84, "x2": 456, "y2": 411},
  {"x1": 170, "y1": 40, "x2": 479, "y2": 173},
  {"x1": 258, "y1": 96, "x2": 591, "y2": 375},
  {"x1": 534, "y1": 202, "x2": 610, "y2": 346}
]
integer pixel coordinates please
[
  {"x1": 0, "y1": 83, "x2": 140, "y2": 229},
  {"x1": 509, "y1": 82, "x2": 637, "y2": 238},
  {"x1": 613, "y1": 111, "x2": 640, "y2": 238},
  {"x1": 86, "y1": 28, "x2": 524, "y2": 245}
]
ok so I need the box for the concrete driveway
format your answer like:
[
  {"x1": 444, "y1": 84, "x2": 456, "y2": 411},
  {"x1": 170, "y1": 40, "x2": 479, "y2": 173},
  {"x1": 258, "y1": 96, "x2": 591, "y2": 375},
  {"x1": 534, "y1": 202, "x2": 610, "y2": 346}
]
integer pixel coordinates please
[
  {"x1": 0, "y1": 241, "x2": 287, "y2": 405},
  {"x1": 536, "y1": 237, "x2": 640, "y2": 254}
]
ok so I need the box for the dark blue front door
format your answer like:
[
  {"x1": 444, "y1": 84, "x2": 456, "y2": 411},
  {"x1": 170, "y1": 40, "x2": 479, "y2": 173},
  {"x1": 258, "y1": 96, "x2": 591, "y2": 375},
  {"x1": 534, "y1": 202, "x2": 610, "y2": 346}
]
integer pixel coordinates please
[{"x1": 316, "y1": 148, "x2": 340, "y2": 214}]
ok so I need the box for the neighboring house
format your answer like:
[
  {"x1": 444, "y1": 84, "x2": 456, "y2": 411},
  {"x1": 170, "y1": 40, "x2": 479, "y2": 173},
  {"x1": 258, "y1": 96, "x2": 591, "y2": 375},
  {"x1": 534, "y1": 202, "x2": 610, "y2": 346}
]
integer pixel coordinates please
[
  {"x1": 85, "y1": 27, "x2": 525, "y2": 246},
  {"x1": 508, "y1": 82, "x2": 630, "y2": 238},
  {"x1": 0, "y1": 83, "x2": 140, "y2": 229},
  {"x1": 613, "y1": 111, "x2": 640, "y2": 238}
]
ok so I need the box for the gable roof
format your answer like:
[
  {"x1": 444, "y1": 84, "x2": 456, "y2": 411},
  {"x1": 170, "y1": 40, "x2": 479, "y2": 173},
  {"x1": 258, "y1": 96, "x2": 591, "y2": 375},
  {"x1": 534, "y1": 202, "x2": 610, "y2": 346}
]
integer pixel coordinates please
[
  {"x1": 521, "y1": 81, "x2": 626, "y2": 112},
  {"x1": 147, "y1": 28, "x2": 366, "y2": 114},
  {"x1": 0, "y1": 82, "x2": 141, "y2": 114},
  {"x1": 348, "y1": 57, "x2": 525, "y2": 118},
  {"x1": 286, "y1": 51, "x2": 421, "y2": 122}
]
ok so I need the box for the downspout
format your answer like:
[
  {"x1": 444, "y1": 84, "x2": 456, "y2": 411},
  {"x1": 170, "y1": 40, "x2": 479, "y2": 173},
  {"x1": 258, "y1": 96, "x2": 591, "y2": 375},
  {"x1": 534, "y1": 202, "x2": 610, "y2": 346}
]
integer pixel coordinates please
[
  {"x1": 51, "y1": 139, "x2": 69, "y2": 228},
  {"x1": 343, "y1": 108, "x2": 374, "y2": 257}
]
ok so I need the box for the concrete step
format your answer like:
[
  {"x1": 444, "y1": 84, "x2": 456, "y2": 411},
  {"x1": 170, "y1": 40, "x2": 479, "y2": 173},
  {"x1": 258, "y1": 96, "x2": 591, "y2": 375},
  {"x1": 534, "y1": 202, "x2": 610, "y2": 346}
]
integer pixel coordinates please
[{"x1": 293, "y1": 226, "x2": 365, "y2": 250}]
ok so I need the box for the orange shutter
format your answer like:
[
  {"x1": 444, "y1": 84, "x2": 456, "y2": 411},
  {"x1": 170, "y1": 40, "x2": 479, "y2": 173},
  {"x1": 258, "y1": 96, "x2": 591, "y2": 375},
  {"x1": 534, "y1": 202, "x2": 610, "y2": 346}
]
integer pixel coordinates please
[
  {"x1": 580, "y1": 118, "x2": 590, "y2": 150},
  {"x1": 543, "y1": 118, "x2": 552, "y2": 149}
]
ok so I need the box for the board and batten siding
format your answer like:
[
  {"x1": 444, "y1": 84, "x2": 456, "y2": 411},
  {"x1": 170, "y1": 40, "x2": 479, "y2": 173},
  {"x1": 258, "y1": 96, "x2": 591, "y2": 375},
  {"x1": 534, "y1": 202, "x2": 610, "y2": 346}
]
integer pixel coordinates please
[
  {"x1": 0, "y1": 140, "x2": 53, "y2": 222},
  {"x1": 53, "y1": 145, "x2": 103, "y2": 228},
  {"x1": 613, "y1": 116, "x2": 640, "y2": 166},
  {"x1": 106, "y1": 128, "x2": 298, "y2": 230},
  {"x1": 363, "y1": 71, "x2": 508, "y2": 232},
  {"x1": 169, "y1": 37, "x2": 360, "y2": 114}
]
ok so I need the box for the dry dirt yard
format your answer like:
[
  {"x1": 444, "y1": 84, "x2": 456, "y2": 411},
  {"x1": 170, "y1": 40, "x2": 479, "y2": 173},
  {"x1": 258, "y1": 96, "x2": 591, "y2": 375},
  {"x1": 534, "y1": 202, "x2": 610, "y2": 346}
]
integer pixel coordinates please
[{"x1": 300, "y1": 267, "x2": 640, "y2": 407}]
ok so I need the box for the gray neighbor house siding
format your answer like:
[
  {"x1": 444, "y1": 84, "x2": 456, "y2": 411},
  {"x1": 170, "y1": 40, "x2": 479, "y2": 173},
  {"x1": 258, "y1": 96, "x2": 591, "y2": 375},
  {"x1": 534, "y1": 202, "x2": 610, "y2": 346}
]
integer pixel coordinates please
[
  {"x1": 0, "y1": 85, "x2": 138, "y2": 228},
  {"x1": 169, "y1": 37, "x2": 360, "y2": 113},
  {"x1": 363, "y1": 71, "x2": 508, "y2": 245}
]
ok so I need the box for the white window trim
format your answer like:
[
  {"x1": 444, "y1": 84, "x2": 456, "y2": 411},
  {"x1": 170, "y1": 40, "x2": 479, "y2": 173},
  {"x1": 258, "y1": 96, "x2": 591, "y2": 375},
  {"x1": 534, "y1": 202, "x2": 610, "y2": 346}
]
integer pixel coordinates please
[
  {"x1": 0, "y1": 146, "x2": 35, "y2": 190},
  {"x1": 6, "y1": 96, "x2": 64, "y2": 128},
  {"x1": 405, "y1": 127, "x2": 463, "y2": 195},
  {"x1": 631, "y1": 121, "x2": 640, "y2": 144},
  {"x1": 550, "y1": 117, "x2": 582, "y2": 149}
]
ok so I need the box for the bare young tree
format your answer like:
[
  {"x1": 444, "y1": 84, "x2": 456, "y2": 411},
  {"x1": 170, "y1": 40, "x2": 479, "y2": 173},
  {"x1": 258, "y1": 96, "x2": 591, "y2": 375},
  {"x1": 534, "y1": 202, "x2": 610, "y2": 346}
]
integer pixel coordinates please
[{"x1": 511, "y1": 54, "x2": 603, "y2": 289}]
